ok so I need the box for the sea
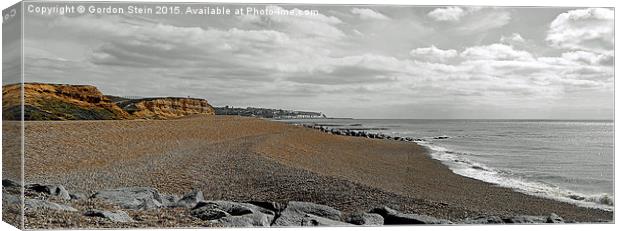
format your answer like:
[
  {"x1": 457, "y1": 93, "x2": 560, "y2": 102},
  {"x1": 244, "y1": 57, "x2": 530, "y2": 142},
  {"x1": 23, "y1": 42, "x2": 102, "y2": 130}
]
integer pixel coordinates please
[{"x1": 278, "y1": 119, "x2": 614, "y2": 211}]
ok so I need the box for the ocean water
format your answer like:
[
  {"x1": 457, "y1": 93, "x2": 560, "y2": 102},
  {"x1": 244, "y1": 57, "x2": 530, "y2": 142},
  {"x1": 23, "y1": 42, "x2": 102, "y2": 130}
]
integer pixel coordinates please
[{"x1": 279, "y1": 119, "x2": 614, "y2": 211}]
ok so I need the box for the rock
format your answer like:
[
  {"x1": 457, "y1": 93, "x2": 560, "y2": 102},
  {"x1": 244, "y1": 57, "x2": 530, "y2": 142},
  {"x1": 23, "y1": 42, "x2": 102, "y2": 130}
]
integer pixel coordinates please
[
  {"x1": 216, "y1": 216, "x2": 258, "y2": 227},
  {"x1": 463, "y1": 216, "x2": 504, "y2": 224},
  {"x1": 25, "y1": 183, "x2": 71, "y2": 200},
  {"x1": 91, "y1": 187, "x2": 164, "y2": 210},
  {"x1": 24, "y1": 199, "x2": 77, "y2": 212},
  {"x1": 568, "y1": 194, "x2": 585, "y2": 200},
  {"x1": 546, "y1": 213, "x2": 564, "y2": 223},
  {"x1": 346, "y1": 212, "x2": 384, "y2": 225},
  {"x1": 70, "y1": 193, "x2": 87, "y2": 200},
  {"x1": 175, "y1": 189, "x2": 204, "y2": 208},
  {"x1": 245, "y1": 201, "x2": 285, "y2": 214},
  {"x1": 84, "y1": 209, "x2": 134, "y2": 222},
  {"x1": 2, "y1": 193, "x2": 20, "y2": 205},
  {"x1": 502, "y1": 215, "x2": 547, "y2": 223},
  {"x1": 434, "y1": 136, "x2": 450, "y2": 140},
  {"x1": 218, "y1": 213, "x2": 273, "y2": 227},
  {"x1": 301, "y1": 214, "x2": 353, "y2": 226},
  {"x1": 196, "y1": 201, "x2": 275, "y2": 216},
  {"x1": 161, "y1": 194, "x2": 180, "y2": 207},
  {"x1": 464, "y1": 214, "x2": 563, "y2": 224},
  {"x1": 369, "y1": 206, "x2": 451, "y2": 224},
  {"x1": 2, "y1": 179, "x2": 21, "y2": 188},
  {"x1": 191, "y1": 207, "x2": 230, "y2": 220},
  {"x1": 191, "y1": 201, "x2": 274, "y2": 226},
  {"x1": 273, "y1": 201, "x2": 342, "y2": 226}
]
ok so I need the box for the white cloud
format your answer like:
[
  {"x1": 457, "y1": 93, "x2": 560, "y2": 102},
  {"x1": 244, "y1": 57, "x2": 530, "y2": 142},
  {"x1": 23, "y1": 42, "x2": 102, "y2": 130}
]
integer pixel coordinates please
[
  {"x1": 410, "y1": 40, "x2": 613, "y2": 97},
  {"x1": 351, "y1": 8, "x2": 390, "y2": 20},
  {"x1": 546, "y1": 8, "x2": 613, "y2": 53},
  {"x1": 561, "y1": 51, "x2": 613, "y2": 66},
  {"x1": 426, "y1": 7, "x2": 511, "y2": 32},
  {"x1": 409, "y1": 45, "x2": 458, "y2": 62},
  {"x1": 427, "y1": 7, "x2": 466, "y2": 21},
  {"x1": 461, "y1": 44, "x2": 533, "y2": 61},
  {"x1": 500, "y1": 33, "x2": 525, "y2": 44}
]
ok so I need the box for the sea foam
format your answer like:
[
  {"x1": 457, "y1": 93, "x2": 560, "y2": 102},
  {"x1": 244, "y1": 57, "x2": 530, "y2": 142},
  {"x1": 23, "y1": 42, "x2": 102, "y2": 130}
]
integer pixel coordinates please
[{"x1": 418, "y1": 141, "x2": 614, "y2": 211}]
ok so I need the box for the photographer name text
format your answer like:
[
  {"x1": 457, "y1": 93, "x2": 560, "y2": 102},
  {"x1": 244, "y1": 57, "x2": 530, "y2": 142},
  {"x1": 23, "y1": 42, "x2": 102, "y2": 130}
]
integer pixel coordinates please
[{"x1": 26, "y1": 4, "x2": 319, "y2": 16}]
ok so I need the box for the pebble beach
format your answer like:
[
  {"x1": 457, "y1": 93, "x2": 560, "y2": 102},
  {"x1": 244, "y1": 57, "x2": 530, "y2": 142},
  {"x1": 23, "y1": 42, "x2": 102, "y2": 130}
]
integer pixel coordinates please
[{"x1": 2, "y1": 115, "x2": 613, "y2": 227}]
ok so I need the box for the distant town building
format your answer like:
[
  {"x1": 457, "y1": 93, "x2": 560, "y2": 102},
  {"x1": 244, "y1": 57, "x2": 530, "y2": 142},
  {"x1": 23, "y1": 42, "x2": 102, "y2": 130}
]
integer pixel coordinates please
[{"x1": 214, "y1": 106, "x2": 326, "y2": 119}]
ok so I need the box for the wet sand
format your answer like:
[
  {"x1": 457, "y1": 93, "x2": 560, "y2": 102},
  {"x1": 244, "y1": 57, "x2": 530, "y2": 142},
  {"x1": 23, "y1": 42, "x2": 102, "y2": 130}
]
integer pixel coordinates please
[{"x1": 15, "y1": 115, "x2": 613, "y2": 222}]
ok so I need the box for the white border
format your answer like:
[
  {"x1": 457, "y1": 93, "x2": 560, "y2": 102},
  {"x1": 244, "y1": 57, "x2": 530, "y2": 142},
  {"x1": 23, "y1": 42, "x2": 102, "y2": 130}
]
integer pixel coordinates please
[{"x1": 1, "y1": 1, "x2": 618, "y2": 231}]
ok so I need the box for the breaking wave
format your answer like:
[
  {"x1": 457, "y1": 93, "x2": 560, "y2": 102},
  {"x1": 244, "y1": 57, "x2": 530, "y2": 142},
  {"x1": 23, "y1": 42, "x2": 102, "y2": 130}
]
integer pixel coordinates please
[{"x1": 417, "y1": 141, "x2": 614, "y2": 211}]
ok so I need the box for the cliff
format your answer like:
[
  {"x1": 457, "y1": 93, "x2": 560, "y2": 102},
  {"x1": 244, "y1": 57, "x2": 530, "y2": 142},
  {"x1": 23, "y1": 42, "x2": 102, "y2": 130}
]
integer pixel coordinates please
[
  {"x1": 117, "y1": 97, "x2": 215, "y2": 119},
  {"x1": 2, "y1": 83, "x2": 130, "y2": 120},
  {"x1": 2, "y1": 83, "x2": 215, "y2": 120}
]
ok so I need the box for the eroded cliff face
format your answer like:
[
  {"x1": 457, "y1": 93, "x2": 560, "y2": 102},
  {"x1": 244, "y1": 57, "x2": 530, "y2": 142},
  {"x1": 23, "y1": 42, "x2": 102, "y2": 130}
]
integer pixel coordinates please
[
  {"x1": 2, "y1": 83, "x2": 129, "y2": 120},
  {"x1": 2, "y1": 83, "x2": 215, "y2": 120},
  {"x1": 118, "y1": 98, "x2": 215, "y2": 119}
]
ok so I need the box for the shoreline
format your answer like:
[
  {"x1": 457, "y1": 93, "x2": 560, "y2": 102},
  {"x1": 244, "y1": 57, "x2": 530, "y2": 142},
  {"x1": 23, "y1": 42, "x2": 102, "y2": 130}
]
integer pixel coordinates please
[
  {"x1": 9, "y1": 115, "x2": 613, "y2": 226},
  {"x1": 294, "y1": 122, "x2": 614, "y2": 212}
]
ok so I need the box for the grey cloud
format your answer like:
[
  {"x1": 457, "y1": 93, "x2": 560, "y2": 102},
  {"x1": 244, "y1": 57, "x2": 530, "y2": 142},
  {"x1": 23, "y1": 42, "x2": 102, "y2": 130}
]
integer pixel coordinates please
[
  {"x1": 287, "y1": 65, "x2": 398, "y2": 85},
  {"x1": 18, "y1": 4, "x2": 613, "y2": 119},
  {"x1": 455, "y1": 9, "x2": 511, "y2": 33},
  {"x1": 351, "y1": 8, "x2": 390, "y2": 20},
  {"x1": 239, "y1": 5, "x2": 345, "y2": 39},
  {"x1": 427, "y1": 7, "x2": 467, "y2": 21}
]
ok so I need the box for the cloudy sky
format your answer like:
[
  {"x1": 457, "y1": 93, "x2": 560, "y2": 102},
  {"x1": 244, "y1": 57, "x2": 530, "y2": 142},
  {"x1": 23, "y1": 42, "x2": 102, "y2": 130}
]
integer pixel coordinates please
[{"x1": 15, "y1": 3, "x2": 614, "y2": 119}]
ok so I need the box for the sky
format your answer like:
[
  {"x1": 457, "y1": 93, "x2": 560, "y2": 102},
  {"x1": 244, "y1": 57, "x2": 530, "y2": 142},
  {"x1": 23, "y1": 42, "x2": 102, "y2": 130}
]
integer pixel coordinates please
[{"x1": 9, "y1": 3, "x2": 615, "y2": 119}]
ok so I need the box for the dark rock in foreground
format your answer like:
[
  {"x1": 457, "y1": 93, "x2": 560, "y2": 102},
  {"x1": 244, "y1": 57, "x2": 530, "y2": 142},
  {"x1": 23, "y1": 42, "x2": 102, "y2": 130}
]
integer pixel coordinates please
[
  {"x1": 346, "y1": 212, "x2": 385, "y2": 225},
  {"x1": 547, "y1": 213, "x2": 565, "y2": 223},
  {"x1": 273, "y1": 201, "x2": 342, "y2": 226},
  {"x1": 245, "y1": 201, "x2": 285, "y2": 215},
  {"x1": 4, "y1": 181, "x2": 575, "y2": 227},
  {"x1": 24, "y1": 198, "x2": 77, "y2": 212},
  {"x1": 84, "y1": 209, "x2": 135, "y2": 223},
  {"x1": 2, "y1": 179, "x2": 21, "y2": 188},
  {"x1": 370, "y1": 206, "x2": 452, "y2": 224},
  {"x1": 70, "y1": 192, "x2": 87, "y2": 200},
  {"x1": 191, "y1": 200, "x2": 274, "y2": 227},
  {"x1": 463, "y1": 213, "x2": 566, "y2": 224},
  {"x1": 463, "y1": 215, "x2": 504, "y2": 224},
  {"x1": 91, "y1": 187, "x2": 165, "y2": 210},
  {"x1": 216, "y1": 215, "x2": 265, "y2": 227},
  {"x1": 502, "y1": 214, "x2": 563, "y2": 224},
  {"x1": 26, "y1": 183, "x2": 72, "y2": 200},
  {"x1": 301, "y1": 214, "x2": 352, "y2": 226},
  {"x1": 2, "y1": 193, "x2": 20, "y2": 205},
  {"x1": 175, "y1": 189, "x2": 204, "y2": 208}
]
